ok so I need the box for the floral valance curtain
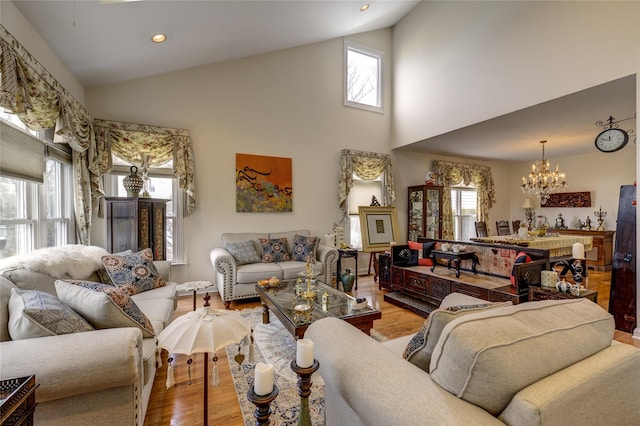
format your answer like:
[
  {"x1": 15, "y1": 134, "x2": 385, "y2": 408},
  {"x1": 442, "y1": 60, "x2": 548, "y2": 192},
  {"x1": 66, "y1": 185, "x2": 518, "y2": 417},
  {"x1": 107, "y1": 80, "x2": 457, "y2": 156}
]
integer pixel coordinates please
[
  {"x1": 0, "y1": 25, "x2": 105, "y2": 245},
  {"x1": 338, "y1": 149, "x2": 395, "y2": 219},
  {"x1": 93, "y1": 119, "x2": 196, "y2": 215},
  {"x1": 432, "y1": 160, "x2": 496, "y2": 239}
]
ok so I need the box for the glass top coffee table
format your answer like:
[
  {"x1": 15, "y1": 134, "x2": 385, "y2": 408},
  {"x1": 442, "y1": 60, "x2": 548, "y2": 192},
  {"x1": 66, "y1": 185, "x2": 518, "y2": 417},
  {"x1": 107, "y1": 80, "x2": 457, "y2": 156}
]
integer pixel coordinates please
[{"x1": 255, "y1": 279, "x2": 381, "y2": 339}]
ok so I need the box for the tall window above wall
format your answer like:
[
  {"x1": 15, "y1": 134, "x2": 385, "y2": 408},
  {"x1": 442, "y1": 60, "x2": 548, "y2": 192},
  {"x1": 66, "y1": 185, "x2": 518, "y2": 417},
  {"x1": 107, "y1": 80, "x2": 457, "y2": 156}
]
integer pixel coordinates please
[
  {"x1": 0, "y1": 111, "x2": 75, "y2": 259},
  {"x1": 344, "y1": 40, "x2": 383, "y2": 113},
  {"x1": 451, "y1": 185, "x2": 478, "y2": 242},
  {"x1": 105, "y1": 155, "x2": 184, "y2": 264}
]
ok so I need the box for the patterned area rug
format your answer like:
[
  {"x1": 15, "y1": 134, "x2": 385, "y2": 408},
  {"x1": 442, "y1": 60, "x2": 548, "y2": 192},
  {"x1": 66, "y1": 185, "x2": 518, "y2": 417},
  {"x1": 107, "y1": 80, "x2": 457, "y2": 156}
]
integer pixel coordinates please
[{"x1": 225, "y1": 308, "x2": 325, "y2": 425}]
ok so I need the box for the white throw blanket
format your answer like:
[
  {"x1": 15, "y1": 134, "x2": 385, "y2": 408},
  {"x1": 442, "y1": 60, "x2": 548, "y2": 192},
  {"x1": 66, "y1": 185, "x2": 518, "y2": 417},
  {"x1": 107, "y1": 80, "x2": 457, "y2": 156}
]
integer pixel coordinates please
[{"x1": 0, "y1": 245, "x2": 110, "y2": 279}]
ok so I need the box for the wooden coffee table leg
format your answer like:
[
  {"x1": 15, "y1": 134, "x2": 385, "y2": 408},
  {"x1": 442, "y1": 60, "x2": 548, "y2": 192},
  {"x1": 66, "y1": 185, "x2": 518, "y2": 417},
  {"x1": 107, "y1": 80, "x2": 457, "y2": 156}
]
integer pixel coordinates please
[{"x1": 261, "y1": 300, "x2": 270, "y2": 324}]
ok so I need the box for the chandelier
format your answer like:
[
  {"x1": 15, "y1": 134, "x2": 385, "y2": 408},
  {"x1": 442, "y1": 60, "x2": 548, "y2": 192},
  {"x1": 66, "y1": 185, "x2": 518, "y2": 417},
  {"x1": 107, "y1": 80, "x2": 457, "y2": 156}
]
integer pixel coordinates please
[{"x1": 521, "y1": 140, "x2": 567, "y2": 204}]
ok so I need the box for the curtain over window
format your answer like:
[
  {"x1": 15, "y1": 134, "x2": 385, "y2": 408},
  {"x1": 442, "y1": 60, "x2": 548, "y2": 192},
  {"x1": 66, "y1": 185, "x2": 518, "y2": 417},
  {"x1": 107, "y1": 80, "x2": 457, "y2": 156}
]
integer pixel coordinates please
[
  {"x1": 338, "y1": 149, "x2": 395, "y2": 220},
  {"x1": 93, "y1": 119, "x2": 196, "y2": 215},
  {"x1": 0, "y1": 26, "x2": 104, "y2": 244},
  {"x1": 0, "y1": 25, "x2": 197, "y2": 244},
  {"x1": 432, "y1": 160, "x2": 496, "y2": 239}
]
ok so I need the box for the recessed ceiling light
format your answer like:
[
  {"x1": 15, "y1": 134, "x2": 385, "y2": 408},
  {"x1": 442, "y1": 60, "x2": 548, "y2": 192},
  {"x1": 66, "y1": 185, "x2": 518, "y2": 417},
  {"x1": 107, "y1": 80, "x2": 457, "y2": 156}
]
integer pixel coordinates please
[
  {"x1": 151, "y1": 33, "x2": 166, "y2": 43},
  {"x1": 360, "y1": 4, "x2": 370, "y2": 12}
]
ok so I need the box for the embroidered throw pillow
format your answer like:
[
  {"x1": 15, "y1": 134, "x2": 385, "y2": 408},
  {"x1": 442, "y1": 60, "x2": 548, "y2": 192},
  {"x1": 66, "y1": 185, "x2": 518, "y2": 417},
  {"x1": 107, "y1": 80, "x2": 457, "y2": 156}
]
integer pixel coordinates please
[
  {"x1": 101, "y1": 248, "x2": 166, "y2": 295},
  {"x1": 55, "y1": 280, "x2": 155, "y2": 338},
  {"x1": 402, "y1": 302, "x2": 511, "y2": 373},
  {"x1": 224, "y1": 240, "x2": 261, "y2": 266},
  {"x1": 259, "y1": 238, "x2": 291, "y2": 263},
  {"x1": 8, "y1": 288, "x2": 94, "y2": 340},
  {"x1": 292, "y1": 234, "x2": 318, "y2": 262}
]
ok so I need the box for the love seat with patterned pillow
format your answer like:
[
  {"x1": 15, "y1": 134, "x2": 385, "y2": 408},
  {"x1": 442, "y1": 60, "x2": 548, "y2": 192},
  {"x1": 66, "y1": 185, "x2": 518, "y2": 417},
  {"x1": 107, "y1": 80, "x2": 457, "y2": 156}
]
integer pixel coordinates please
[
  {"x1": 209, "y1": 229, "x2": 338, "y2": 308},
  {"x1": 0, "y1": 245, "x2": 178, "y2": 425}
]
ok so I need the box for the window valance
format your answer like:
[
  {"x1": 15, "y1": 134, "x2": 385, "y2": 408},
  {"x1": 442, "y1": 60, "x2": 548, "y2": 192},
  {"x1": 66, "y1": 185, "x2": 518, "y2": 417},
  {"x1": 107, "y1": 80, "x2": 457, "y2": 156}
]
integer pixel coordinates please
[
  {"x1": 432, "y1": 160, "x2": 496, "y2": 239},
  {"x1": 339, "y1": 149, "x2": 395, "y2": 217},
  {"x1": 93, "y1": 119, "x2": 196, "y2": 215}
]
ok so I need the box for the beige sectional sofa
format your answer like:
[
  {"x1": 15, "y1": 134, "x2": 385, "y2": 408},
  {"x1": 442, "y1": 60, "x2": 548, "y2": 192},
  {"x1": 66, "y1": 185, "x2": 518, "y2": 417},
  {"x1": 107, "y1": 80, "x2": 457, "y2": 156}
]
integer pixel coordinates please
[
  {"x1": 0, "y1": 245, "x2": 177, "y2": 426},
  {"x1": 307, "y1": 293, "x2": 640, "y2": 426},
  {"x1": 210, "y1": 229, "x2": 338, "y2": 308}
]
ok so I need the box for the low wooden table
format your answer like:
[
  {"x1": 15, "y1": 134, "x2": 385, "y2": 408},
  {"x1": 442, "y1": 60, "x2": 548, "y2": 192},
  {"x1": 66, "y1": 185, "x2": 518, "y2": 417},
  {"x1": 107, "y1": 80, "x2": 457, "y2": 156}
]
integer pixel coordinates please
[
  {"x1": 255, "y1": 279, "x2": 381, "y2": 339},
  {"x1": 529, "y1": 285, "x2": 598, "y2": 303},
  {"x1": 0, "y1": 375, "x2": 38, "y2": 425},
  {"x1": 430, "y1": 250, "x2": 478, "y2": 278}
]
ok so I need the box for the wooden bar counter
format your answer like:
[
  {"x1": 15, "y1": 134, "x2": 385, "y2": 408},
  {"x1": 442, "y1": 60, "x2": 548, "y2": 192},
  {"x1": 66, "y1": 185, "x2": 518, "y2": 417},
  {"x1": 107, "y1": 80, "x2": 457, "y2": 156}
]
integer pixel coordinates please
[{"x1": 555, "y1": 229, "x2": 615, "y2": 271}]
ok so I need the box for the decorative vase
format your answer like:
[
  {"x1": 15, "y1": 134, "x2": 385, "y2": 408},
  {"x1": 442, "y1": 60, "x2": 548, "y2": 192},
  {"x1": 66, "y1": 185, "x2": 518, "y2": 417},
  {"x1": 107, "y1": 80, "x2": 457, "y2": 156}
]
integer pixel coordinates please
[
  {"x1": 123, "y1": 165, "x2": 144, "y2": 197},
  {"x1": 340, "y1": 268, "x2": 355, "y2": 292}
]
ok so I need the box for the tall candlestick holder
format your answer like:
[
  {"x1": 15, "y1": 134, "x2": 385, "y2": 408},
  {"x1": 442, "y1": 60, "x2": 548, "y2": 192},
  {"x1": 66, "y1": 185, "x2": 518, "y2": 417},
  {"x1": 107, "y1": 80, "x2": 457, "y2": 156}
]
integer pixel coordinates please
[
  {"x1": 290, "y1": 359, "x2": 320, "y2": 426},
  {"x1": 246, "y1": 384, "x2": 279, "y2": 426},
  {"x1": 594, "y1": 206, "x2": 607, "y2": 231}
]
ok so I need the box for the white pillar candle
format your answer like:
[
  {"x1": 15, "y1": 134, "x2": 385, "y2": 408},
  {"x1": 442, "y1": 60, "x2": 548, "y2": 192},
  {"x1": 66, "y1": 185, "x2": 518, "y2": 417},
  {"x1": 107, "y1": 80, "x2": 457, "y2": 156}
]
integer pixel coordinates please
[
  {"x1": 296, "y1": 338, "x2": 314, "y2": 368},
  {"x1": 254, "y1": 362, "x2": 274, "y2": 396},
  {"x1": 572, "y1": 242, "x2": 584, "y2": 259}
]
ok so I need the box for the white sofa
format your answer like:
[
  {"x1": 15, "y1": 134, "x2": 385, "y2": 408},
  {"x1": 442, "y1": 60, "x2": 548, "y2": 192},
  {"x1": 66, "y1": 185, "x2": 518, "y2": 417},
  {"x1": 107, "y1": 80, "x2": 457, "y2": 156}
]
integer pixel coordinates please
[
  {"x1": 210, "y1": 230, "x2": 338, "y2": 308},
  {"x1": 0, "y1": 245, "x2": 177, "y2": 426},
  {"x1": 306, "y1": 293, "x2": 640, "y2": 426}
]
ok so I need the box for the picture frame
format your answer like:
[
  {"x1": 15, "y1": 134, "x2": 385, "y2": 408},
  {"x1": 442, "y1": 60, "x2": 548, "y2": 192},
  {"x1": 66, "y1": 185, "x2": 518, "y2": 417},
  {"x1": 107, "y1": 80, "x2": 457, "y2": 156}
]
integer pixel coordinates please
[{"x1": 358, "y1": 206, "x2": 400, "y2": 253}]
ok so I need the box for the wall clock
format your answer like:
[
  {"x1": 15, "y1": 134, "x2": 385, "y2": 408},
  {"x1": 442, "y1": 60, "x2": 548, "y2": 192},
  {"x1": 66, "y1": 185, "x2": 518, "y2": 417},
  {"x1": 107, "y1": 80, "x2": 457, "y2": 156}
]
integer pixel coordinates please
[{"x1": 594, "y1": 128, "x2": 629, "y2": 153}]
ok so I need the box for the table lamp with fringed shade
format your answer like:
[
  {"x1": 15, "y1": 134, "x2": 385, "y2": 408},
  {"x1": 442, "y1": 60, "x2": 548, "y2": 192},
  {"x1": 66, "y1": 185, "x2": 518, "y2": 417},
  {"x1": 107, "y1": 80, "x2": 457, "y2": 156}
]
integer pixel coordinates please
[{"x1": 158, "y1": 307, "x2": 253, "y2": 425}]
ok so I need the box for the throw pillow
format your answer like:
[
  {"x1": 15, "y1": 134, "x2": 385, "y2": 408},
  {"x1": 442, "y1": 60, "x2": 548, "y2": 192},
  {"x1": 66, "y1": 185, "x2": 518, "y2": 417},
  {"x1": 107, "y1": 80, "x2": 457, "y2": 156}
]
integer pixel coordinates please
[
  {"x1": 259, "y1": 238, "x2": 291, "y2": 263},
  {"x1": 407, "y1": 241, "x2": 435, "y2": 266},
  {"x1": 510, "y1": 251, "x2": 532, "y2": 287},
  {"x1": 224, "y1": 240, "x2": 262, "y2": 266},
  {"x1": 55, "y1": 280, "x2": 155, "y2": 338},
  {"x1": 402, "y1": 302, "x2": 511, "y2": 373},
  {"x1": 292, "y1": 234, "x2": 318, "y2": 262},
  {"x1": 101, "y1": 248, "x2": 166, "y2": 295},
  {"x1": 8, "y1": 288, "x2": 94, "y2": 340}
]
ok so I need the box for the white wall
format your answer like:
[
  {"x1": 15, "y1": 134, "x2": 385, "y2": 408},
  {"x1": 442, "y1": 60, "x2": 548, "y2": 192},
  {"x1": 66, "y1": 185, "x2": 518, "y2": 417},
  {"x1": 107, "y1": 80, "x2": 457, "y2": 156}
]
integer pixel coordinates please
[
  {"x1": 392, "y1": 0, "x2": 639, "y2": 148},
  {"x1": 87, "y1": 29, "x2": 394, "y2": 283}
]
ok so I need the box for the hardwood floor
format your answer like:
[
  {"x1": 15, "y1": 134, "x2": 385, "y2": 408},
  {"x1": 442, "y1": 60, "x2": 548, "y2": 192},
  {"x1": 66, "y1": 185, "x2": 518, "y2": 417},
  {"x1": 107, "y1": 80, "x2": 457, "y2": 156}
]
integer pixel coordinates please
[{"x1": 144, "y1": 269, "x2": 638, "y2": 426}]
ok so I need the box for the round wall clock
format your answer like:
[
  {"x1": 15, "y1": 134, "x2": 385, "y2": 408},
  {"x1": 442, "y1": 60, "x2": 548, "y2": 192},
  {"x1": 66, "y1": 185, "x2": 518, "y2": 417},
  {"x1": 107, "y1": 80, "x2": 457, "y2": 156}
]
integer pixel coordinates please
[{"x1": 594, "y1": 128, "x2": 629, "y2": 153}]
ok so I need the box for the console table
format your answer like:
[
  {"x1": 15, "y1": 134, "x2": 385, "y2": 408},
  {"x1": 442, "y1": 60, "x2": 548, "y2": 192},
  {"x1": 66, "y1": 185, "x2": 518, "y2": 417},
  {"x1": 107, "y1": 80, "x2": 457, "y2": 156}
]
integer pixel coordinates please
[
  {"x1": 555, "y1": 229, "x2": 615, "y2": 271},
  {"x1": 430, "y1": 250, "x2": 478, "y2": 278},
  {"x1": 528, "y1": 285, "x2": 598, "y2": 303}
]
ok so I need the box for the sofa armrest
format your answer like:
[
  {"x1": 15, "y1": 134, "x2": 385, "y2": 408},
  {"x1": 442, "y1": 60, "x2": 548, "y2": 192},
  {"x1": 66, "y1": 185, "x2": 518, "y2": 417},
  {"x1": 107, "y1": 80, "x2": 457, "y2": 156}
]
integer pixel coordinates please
[
  {"x1": 306, "y1": 318, "x2": 502, "y2": 426},
  {"x1": 153, "y1": 260, "x2": 171, "y2": 281},
  {"x1": 316, "y1": 244, "x2": 338, "y2": 284},
  {"x1": 0, "y1": 328, "x2": 144, "y2": 403},
  {"x1": 210, "y1": 247, "x2": 237, "y2": 300}
]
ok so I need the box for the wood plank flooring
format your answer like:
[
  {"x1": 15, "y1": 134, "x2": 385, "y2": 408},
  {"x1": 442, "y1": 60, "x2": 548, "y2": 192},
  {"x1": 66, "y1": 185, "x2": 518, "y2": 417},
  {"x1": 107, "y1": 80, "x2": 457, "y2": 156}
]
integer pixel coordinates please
[{"x1": 143, "y1": 269, "x2": 638, "y2": 426}]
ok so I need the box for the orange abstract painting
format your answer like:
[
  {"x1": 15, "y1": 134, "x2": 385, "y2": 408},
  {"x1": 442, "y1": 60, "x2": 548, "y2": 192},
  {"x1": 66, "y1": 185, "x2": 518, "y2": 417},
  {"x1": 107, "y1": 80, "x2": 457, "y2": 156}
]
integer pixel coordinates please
[{"x1": 236, "y1": 153, "x2": 293, "y2": 212}]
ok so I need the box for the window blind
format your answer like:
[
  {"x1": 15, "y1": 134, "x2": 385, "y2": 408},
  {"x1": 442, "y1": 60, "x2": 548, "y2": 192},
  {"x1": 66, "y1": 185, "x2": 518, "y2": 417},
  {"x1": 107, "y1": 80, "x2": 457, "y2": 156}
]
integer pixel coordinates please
[{"x1": 0, "y1": 121, "x2": 45, "y2": 183}]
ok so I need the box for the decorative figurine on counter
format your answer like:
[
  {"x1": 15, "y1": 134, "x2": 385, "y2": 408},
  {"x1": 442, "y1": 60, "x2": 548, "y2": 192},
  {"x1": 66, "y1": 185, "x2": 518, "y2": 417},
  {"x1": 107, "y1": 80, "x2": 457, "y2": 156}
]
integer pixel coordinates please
[
  {"x1": 575, "y1": 219, "x2": 583, "y2": 230},
  {"x1": 582, "y1": 216, "x2": 592, "y2": 231},
  {"x1": 370, "y1": 195, "x2": 381, "y2": 206},
  {"x1": 554, "y1": 213, "x2": 567, "y2": 229}
]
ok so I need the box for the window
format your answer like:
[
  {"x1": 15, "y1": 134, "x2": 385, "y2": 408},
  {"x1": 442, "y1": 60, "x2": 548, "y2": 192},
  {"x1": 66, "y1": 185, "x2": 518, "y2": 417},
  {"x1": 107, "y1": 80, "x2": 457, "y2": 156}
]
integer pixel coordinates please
[
  {"x1": 0, "y1": 113, "x2": 74, "y2": 259},
  {"x1": 344, "y1": 40, "x2": 383, "y2": 113},
  {"x1": 106, "y1": 157, "x2": 184, "y2": 264},
  {"x1": 347, "y1": 175, "x2": 384, "y2": 249},
  {"x1": 451, "y1": 185, "x2": 477, "y2": 242}
]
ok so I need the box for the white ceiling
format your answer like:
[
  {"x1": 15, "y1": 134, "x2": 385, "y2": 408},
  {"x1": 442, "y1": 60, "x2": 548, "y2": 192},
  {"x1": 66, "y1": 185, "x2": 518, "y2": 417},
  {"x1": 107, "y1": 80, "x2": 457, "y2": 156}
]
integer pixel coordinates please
[
  {"x1": 12, "y1": 0, "x2": 419, "y2": 87},
  {"x1": 12, "y1": 0, "x2": 637, "y2": 162}
]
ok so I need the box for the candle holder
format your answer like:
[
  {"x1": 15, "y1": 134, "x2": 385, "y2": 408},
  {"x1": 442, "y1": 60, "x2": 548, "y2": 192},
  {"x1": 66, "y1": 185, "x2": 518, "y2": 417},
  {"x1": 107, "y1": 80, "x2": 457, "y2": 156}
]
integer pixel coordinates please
[
  {"x1": 290, "y1": 359, "x2": 320, "y2": 426},
  {"x1": 246, "y1": 384, "x2": 279, "y2": 426},
  {"x1": 572, "y1": 259, "x2": 585, "y2": 286},
  {"x1": 594, "y1": 206, "x2": 607, "y2": 231}
]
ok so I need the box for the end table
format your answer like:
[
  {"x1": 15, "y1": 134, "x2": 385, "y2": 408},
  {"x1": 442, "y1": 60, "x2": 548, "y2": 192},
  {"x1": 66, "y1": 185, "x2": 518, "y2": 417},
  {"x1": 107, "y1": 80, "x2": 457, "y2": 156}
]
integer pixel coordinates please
[
  {"x1": 337, "y1": 248, "x2": 358, "y2": 290},
  {"x1": 176, "y1": 281, "x2": 213, "y2": 310},
  {"x1": 1, "y1": 375, "x2": 38, "y2": 425}
]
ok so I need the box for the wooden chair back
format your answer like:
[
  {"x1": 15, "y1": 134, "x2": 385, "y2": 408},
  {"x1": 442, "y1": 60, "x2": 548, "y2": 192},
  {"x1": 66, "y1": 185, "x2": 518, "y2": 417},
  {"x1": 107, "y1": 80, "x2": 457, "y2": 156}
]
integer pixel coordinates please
[
  {"x1": 475, "y1": 221, "x2": 488, "y2": 237},
  {"x1": 496, "y1": 220, "x2": 511, "y2": 236},
  {"x1": 512, "y1": 220, "x2": 522, "y2": 232}
]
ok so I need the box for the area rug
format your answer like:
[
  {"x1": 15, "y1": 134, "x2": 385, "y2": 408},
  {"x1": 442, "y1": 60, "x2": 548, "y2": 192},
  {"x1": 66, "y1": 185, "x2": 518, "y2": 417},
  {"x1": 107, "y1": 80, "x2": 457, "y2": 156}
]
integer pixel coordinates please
[{"x1": 225, "y1": 308, "x2": 324, "y2": 425}]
